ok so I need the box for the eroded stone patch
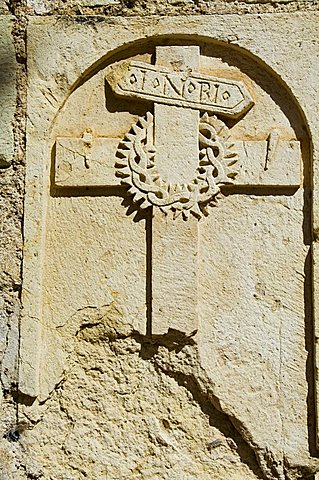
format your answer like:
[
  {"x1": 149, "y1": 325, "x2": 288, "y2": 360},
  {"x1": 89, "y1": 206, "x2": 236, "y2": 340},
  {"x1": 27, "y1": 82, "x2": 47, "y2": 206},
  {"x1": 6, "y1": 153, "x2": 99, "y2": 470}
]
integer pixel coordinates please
[{"x1": 19, "y1": 320, "x2": 266, "y2": 480}]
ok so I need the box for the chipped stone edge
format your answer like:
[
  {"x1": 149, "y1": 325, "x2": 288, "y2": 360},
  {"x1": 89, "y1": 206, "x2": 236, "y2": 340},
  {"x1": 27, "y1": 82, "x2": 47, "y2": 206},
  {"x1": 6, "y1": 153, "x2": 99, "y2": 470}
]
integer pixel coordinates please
[
  {"x1": 314, "y1": 241, "x2": 319, "y2": 450},
  {"x1": 313, "y1": 103, "x2": 319, "y2": 453},
  {"x1": 20, "y1": 141, "x2": 49, "y2": 398}
]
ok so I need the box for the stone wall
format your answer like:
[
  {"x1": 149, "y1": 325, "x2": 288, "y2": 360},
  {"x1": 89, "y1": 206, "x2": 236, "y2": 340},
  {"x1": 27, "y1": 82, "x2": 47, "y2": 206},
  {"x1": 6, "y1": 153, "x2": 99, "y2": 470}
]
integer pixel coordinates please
[{"x1": 1, "y1": 1, "x2": 319, "y2": 479}]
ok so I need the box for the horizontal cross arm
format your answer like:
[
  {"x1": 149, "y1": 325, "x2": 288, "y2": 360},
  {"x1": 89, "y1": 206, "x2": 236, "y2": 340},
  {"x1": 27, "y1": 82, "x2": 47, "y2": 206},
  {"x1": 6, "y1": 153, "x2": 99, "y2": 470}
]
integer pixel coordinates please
[{"x1": 54, "y1": 136, "x2": 301, "y2": 189}]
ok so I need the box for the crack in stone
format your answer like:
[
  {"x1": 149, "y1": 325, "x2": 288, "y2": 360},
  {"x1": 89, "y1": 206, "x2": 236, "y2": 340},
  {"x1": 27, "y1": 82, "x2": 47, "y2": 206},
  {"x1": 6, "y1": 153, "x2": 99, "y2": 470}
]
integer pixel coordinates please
[{"x1": 130, "y1": 330, "x2": 318, "y2": 480}]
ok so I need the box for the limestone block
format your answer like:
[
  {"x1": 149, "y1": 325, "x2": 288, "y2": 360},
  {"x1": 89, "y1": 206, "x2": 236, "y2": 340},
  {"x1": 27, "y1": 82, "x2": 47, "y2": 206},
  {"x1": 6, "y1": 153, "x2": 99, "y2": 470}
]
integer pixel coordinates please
[
  {"x1": 0, "y1": 16, "x2": 16, "y2": 167},
  {"x1": 21, "y1": 13, "x2": 319, "y2": 479},
  {"x1": 55, "y1": 137, "x2": 301, "y2": 188}
]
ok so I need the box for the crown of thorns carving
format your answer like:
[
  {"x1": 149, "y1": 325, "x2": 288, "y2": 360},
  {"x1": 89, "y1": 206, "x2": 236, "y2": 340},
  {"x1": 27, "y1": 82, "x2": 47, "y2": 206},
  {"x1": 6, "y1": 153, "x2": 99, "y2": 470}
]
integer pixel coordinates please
[{"x1": 115, "y1": 112, "x2": 239, "y2": 219}]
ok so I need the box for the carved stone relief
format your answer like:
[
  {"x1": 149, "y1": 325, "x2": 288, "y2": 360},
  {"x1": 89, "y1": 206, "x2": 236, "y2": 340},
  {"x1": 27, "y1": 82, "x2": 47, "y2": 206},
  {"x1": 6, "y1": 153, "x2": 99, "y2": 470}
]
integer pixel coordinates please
[
  {"x1": 20, "y1": 15, "x2": 319, "y2": 479},
  {"x1": 114, "y1": 112, "x2": 239, "y2": 219}
]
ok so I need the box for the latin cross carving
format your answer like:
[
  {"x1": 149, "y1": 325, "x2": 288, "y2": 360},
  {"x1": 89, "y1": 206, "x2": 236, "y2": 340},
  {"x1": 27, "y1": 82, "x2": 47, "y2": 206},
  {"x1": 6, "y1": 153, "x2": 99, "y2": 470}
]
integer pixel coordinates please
[{"x1": 54, "y1": 46, "x2": 301, "y2": 336}]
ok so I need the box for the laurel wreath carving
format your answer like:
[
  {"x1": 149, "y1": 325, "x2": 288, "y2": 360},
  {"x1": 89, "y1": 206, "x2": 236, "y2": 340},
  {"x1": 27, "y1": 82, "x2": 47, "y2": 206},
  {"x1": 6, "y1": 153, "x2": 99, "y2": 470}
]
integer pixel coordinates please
[{"x1": 115, "y1": 112, "x2": 239, "y2": 219}]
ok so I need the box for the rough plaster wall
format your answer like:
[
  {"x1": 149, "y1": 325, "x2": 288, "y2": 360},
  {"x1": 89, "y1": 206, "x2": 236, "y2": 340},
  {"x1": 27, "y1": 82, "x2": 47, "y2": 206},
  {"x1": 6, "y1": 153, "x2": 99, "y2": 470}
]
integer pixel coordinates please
[
  {"x1": 0, "y1": 1, "x2": 319, "y2": 479},
  {"x1": 0, "y1": 3, "x2": 26, "y2": 478}
]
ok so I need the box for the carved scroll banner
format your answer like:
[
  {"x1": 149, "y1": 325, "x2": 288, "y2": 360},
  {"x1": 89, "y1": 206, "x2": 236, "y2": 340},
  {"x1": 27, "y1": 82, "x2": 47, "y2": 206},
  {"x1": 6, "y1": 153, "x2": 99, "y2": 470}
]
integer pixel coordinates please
[{"x1": 107, "y1": 59, "x2": 253, "y2": 117}]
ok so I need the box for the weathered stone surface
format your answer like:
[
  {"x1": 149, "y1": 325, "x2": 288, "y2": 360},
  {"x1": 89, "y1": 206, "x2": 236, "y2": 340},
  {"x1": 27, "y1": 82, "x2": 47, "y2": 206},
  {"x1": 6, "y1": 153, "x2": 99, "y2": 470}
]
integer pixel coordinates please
[
  {"x1": 0, "y1": 16, "x2": 20, "y2": 395},
  {"x1": 27, "y1": 0, "x2": 119, "y2": 12},
  {"x1": 20, "y1": 327, "x2": 266, "y2": 479},
  {"x1": 79, "y1": 0, "x2": 120, "y2": 4},
  {"x1": 150, "y1": 46, "x2": 199, "y2": 335},
  {"x1": 25, "y1": 0, "x2": 319, "y2": 15},
  {"x1": 107, "y1": 60, "x2": 254, "y2": 117},
  {"x1": 27, "y1": 0, "x2": 55, "y2": 14},
  {"x1": 0, "y1": 16, "x2": 16, "y2": 167},
  {"x1": 55, "y1": 136, "x2": 120, "y2": 186},
  {"x1": 19, "y1": 12, "x2": 319, "y2": 480},
  {"x1": 0, "y1": 1, "x2": 9, "y2": 13},
  {"x1": 55, "y1": 137, "x2": 301, "y2": 188}
]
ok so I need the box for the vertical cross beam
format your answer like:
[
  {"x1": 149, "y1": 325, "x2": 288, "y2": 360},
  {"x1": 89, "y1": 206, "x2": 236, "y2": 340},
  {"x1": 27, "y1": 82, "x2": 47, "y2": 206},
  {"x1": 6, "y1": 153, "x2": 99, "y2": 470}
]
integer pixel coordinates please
[{"x1": 151, "y1": 46, "x2": 200, "y2": 335}]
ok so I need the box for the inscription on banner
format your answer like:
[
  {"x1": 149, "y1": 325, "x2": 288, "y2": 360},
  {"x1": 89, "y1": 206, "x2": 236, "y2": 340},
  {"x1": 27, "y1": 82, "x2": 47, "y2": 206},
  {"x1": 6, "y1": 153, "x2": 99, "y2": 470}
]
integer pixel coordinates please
[{"x1": 106, "y1": 61, "x2": 254, "y2": 118}]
